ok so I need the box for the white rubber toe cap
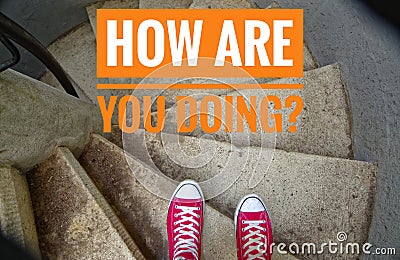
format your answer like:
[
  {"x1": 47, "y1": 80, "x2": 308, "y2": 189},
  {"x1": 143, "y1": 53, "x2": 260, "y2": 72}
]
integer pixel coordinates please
[
  {"x1": 239, "y1": 196, "x2": 266, "y2": 212},
  {"x1": 175, "y1": 181, "x2": 203, "y2": 199}
]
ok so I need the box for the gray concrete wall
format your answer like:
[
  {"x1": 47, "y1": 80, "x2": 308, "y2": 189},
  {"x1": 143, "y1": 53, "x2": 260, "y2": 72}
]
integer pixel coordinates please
[
  {"x1": 0, "y1": 0, "x2": 96, "y2": 78},
  {"x1": 276, "y1": 0, "x2": 400, "y2": 256}
]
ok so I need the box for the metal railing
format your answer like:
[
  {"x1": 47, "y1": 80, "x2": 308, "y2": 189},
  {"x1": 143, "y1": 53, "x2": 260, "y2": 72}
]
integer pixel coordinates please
[{"x1": 0, "y1": 12, "x2": 78, "y2": 97}]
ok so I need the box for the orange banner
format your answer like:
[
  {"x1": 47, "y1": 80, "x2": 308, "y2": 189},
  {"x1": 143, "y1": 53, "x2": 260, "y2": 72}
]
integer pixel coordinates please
[{"x1": 97, "y1": 9, "x2": 303, "y2": 78}]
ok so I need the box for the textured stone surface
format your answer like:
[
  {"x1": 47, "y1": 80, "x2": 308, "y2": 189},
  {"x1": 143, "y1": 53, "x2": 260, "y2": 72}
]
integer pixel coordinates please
[
  {"x1": 139, "y1": 0, "x2": 192, "y2": 9},
  {"x1": 189, "y1": 0, "x2": 256, "y2": 8},
  {"x1": 0, "y1": 166, "x2": 40, "y2": 259},
  {"x1": 265, "y1": 1, "x2": 317, "y2": 71},
  {"x1": 27, "y1": 147, "x2": 144, "y2": 259},
  {"x1": 86, "y1": 0, "x2": 140, "y2": 38},
  {"x1": 41, "y1": 22, "x2": 140, "y2": 125},
  {"x1": 108, "y1": 129, "x2": 376, "y2": 259},
  {"x1": 79, "y1": 135, "x2": 239, "y2": 259},
  {"x1": 40, "y1": 23, "x2": 98, "y2": 103},
  {"x1": 0, "y1": 70, "x2": 101, "y2": 171},
  {"x1": 10, "y1": 0, "x2": 398, "y2": 252},
  {"x1": 303, "y1": 43, "x2": 318, "y2": 71},
  {"x1": 157, "y1": 64, "x2": 352, "y2": 159},
  {"x1": 155, "y1": 42, "x2": 317, "y2": 108},
  {"x1": 274, "y1": 0, "x2": 400, "y2": 252}
]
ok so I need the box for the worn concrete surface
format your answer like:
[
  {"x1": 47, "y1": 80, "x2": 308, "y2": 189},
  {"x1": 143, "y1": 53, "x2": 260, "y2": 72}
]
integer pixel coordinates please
[
  {"x1": 264, "y1": 1, "x2": 318, "y2": 71},
  {"x1": 151, "y1": 40, "x2": 317, "y2": 108},
  {"x1": 40, "y1": 22, "x2": 99, "y2": 104},
  {"x1": 157, "y1": 64, "x2": 352, "y2": 159},
  {"x1": 0, "y1": 166, "x2": 41, "y2": 259},
  {"x1": 189, "y1": 0, "x2": 256, "y2": 8},
  {"x1": 40, "y1": 21, "x2": 137, "y2": 126},
  {"x1": 139, "y1": 0, "x2": 192, "y2": 9},
  {"x1": 27, "y1": 147, "x2": 144, "y2": 259},
  {"x1": 0, "y1": 70, "x2": 102, "y2": 172},
  {"x1": 3, "y1": 0, "x2": 397, "y2": 254},
  {"x1": 119, "y1": 131, "x2": 376, "y2": 259},
  {"x1": 79, "y1": 134, "x2": 237, "y2": 259},
  {"x1": 273, "y1": 0, "x2": 400, "y2": 256},
  {"x1": 86, "y1": 0, "x2": 140, "y2": 38},
  {"x1": 80, "y1": 134, "x2": 299, "y2": 259}
]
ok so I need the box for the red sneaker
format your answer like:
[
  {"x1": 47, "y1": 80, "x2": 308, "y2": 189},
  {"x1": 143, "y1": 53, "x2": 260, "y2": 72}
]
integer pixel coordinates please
[
  {"x1": 167, "y1": 180, "x2": 204, "y2": 260},
  {"x1": 235, "y1": 194, "x2": 273, "y2": 260}
]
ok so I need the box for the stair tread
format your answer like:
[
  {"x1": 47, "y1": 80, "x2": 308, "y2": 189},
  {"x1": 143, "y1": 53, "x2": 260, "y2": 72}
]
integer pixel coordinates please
[
  {"x1": 0, "y1": 69, "x2": 101, "y2": 171},
  {"x1": 27, "y1": 147, "x2": 144, "y2": 259},
  {"x1": 79, "y1": 134, "x2": 300, "y2": 259},
  {"x1": 139, "y1": 0, "x2": 192, "y2": 9},
  {"x1": 79, "y1": 134, "x2": 238, "y2": 259},
  {"x1": 111, "y1": 128, "x2": 376, "y2": 259},
  {"x1": 86, "y1": 0, "x2": 140, "y2": 38},
  {"x1": 158, "y1": 63, "x2": 352, "y2": 159},
  {"x1": 40, "y1": 22, "x2": 98, "y2": 103},
  {"x1": 189, "y1": 0, "x2": 255, "y2": 9},
  {"x1": 0, "y1": 166, "x2": 41, "y2": 258}
]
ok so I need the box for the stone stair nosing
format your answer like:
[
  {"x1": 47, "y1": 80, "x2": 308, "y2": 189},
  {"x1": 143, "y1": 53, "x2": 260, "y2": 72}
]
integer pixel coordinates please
[
  {"x1": 40, "y1": 22, "x2": 101, "y2": 104},
  {"x1": 0, "y1": 166, "x2": 41, "y2": 259},
  {"x1": 27, "y1": 146, "x2": 145, "y2": 259},
  {"x1": 139, "y1": 0, "x2": 192, "y2": 9},
  {"x1": 155, "y1": 63, "x2": 353, "y2": 159},
  {"x1": 86, "y1": 0, "x2": 140, "y2": 38},
  {"x1": 79, "y1": 134, "x2": 300, "y2": 259},
  {"x1": 79, "y1": 134, "x2": 237, "y2": 259},
  {"x1": 0, "y1": 69, "x2": 102, "y2": 172},
  {"x1": 189, "y1": 0, "x2": 257, "y2": 9},
  {"x1": 108, "y1": 127, "x2": 376, "y2": 259}
]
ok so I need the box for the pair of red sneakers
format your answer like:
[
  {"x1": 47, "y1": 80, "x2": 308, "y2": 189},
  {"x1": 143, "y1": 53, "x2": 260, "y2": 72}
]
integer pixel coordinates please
[{"x1": 167, "y1": 180, "x2": 273, "y2": 260}]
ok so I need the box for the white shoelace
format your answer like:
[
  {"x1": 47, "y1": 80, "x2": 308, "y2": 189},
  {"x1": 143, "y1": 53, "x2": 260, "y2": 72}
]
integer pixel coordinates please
[
  {"x1": 241, "y1": 220, "x2": 268, "y2": 260},
  {"x1": 173, "y1": 205, "x2": 201, "y2": 260}
]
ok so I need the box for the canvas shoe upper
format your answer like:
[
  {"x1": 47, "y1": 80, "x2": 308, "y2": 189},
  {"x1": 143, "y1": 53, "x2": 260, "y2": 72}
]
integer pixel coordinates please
[
  {"x1": 235, "y1": 194, "x2": 273, "y2": 260},
  {"x1": 167, "y1": 180, "x2": 204, "y2": 260}
]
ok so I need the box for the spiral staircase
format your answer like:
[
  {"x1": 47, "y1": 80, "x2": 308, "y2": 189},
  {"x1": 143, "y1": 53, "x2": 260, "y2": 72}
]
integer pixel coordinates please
[{"x1": 0, "y1": 1, "x2": 378, "y2": 259}]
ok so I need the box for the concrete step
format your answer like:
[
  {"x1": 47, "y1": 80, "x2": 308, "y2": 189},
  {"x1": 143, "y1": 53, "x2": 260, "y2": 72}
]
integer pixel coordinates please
[
  {"x1": 0, "y1": 166, "x2": 41, "y2": 259},
  {"x1": 79, "y1": 134, "x2": 238, "y2": 259},
  {"x1": 79, "y1": 134, "x2": 299, "y2": 259},
  {"x1": 189, "y1": 0, "x2": 256, "y2": 9},
  {"x1": 156, "y1": 64, "x2": 353, "y2": 159},
  {"x1": 86, "y1": 0, "x2": 140, "y2": 38},
  {"x1": 40, "y1": 21, "x2": 139, "y2": 126},
  {"x1": 0, "y1": 69, "x2": 101, "y2": 172},
  {"x1": 27, "y1": 147, "x2": 145, "y2": 259},
  {"x1": 139, "y1": 0, "x2": 192, "y2": 9},
  {"x1": 40, "y1": 22, "x2": 102, "y2": 104},
  {"x1": 110, "y1": 129, "x2": 376, "y2": 259}
]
